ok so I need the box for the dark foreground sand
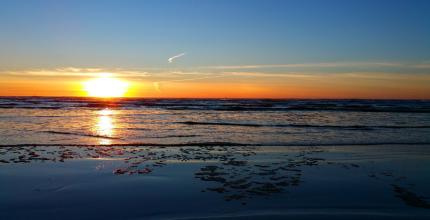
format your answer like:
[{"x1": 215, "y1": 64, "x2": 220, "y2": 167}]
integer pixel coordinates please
[{"x1": 1, "y1": 144, "x2": 430, "y2": 219}]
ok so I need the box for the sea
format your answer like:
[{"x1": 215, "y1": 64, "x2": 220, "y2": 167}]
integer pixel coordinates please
[
  {"x1": 0, "y1": 97, "x2": 430, "y2": 146},
  {"x1": 1, "y1": 97, "x2": 430, "y2": 219}
]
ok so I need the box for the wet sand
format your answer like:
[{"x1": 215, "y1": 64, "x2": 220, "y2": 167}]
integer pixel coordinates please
[{"x1": 1, "y1": 144, "x2": 429, "y2": 219}]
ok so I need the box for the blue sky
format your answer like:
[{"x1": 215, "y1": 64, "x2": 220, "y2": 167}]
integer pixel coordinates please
[
  {"x1": 1, "y1": 0, "x2": 430, "y2": 98},
  {"x1": 1, "y1": 0, "x2": 430, "y2": 70}
]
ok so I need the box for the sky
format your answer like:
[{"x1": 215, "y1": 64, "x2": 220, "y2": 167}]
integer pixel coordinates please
[{"x1": 1, "y1": 0, "x2": 430, "y2": 98}]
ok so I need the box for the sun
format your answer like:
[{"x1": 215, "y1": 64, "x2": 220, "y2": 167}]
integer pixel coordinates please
[{"x1": 84, "y1": 75, "x2": 129, "y2": 98}]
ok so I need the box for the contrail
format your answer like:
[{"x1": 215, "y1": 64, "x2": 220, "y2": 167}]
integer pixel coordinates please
[{"x1": 168, "y1": 52, "x2": 186, "y2": 63}]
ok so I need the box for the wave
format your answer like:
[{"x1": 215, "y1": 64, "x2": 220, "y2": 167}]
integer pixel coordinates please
[
  {"x1": 42, "y1": 131, "x2": 120, "y2": 139},
  {"x1": 177, "y1": 121, "x2": 430, "y2": 130},
  {"x1": 179, "y1": 121, "x2": 263, "y2": 127},
  {"x1": 147, "y1": 134, "x2": 201, "y2": 138},
  {"x1": 1, "y1": 97, "x2": 430, "y2": 113},
  {"x1": 1, "y1": 141, "x2": 430, "y2": 148},
  {"x1": 0, "y1": 141, "x2": 251, "y2": 147}
]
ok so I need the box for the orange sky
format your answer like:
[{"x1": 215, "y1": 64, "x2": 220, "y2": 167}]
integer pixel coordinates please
[{"x1": 1, "y1": 68, "x2": 429, "y2": 99}]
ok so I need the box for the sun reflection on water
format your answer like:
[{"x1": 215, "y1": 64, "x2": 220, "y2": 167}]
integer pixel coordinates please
[{"x1": 96, "y1": 109, "x2": 114, "y2": 145}]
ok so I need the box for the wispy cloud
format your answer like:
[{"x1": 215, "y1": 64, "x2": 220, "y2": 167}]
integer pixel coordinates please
[
  {"x1": 221, "y1": 71, "x2": 430, "y2": 81},
  {"x1": 0, "y1": 68, "x2": 151, "y2": 79},
  {"x1": 152, "y1": 75, "x2": 225, "y2": 92},
  {"x1": 203, "y1": 62, "x2": 404, "y2": 69},
  {"x1": 223, "y1": 71, "x2": 316, "y2": 78},
  {"x1": 412, "y1": 63, "x2": 430, "y2": 69},
  {"x1": 3, "y1": 60, "x2": 430, "y2": 83},
  {"x1": 168, "y1": 52, "x2": 186, "y2": 63}
]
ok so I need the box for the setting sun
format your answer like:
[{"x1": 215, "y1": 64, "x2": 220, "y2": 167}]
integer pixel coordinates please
[{"x1": 83, "y1": 76, "x2": 129, "y2": 98}]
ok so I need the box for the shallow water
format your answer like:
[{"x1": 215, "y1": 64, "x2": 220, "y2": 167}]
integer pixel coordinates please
[
  {"x1": 1, "y1": 98, "x2": 430, "y2": 146},
  {"x1": 1, "y1": 98, "x2": 430, "y2": 219}
]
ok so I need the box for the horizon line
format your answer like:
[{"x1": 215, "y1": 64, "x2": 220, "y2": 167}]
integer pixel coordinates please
[{"x1": 0, "y1": 95, "x2": 429, "y2": 101}]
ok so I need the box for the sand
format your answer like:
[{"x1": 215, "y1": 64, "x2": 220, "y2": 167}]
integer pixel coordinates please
[{"x1": 1, "y1": 144, "x2": 429, "y2": 219}]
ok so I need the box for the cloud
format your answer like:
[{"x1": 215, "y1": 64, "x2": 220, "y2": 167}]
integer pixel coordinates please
[
  {"x1": 168, "y1": 52, "x2": 186, "y2": 63},
  {"x1": 55, "y1": 67, "x2": 103, "y2": 73},
  {"x1": 223, "y1": 71, "x2": 316, "y2": 78},
  {"x1": 151, "y1": 75, "x2": 225, "y2": 92},
  {"x1": 203, "y1": 62, "x2": 404, "y2": 70},
  {"x1": 0, "y1": 68, "x2": 151, "y2": 79},
  {"x1": 3, "y1": 60, "x2": 430, "y2": 84},
  {"x1": 412, "y1": 64, "x2": 430, "y2": 68},
  {"x1": 221, "y1": 71, "x2": 430, "y2": 81}
]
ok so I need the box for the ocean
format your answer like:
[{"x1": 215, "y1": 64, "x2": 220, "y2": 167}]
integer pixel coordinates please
[
  {"x1": 1, "y1": 97, "x2": 430, "y2": 219},
  {"x1": 1, "y1": 97, "x2": 430, "y2": 146}
]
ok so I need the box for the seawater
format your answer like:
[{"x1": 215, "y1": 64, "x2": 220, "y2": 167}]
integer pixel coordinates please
[{"x1": 0, "y1": 97, "x2": 430, "y2": 146}]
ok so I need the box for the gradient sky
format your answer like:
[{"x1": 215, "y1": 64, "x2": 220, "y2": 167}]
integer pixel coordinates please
[{"x1": 1, "y1": 0, "x2": 430, "y2": 98}]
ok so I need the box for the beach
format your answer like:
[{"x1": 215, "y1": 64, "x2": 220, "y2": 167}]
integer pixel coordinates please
[
  {"x1": 1, "y1": 98, "x2": 430, "y2": 219},
  {"x1": 2, "y1": 0, "x2": 430, "y2": 219}
]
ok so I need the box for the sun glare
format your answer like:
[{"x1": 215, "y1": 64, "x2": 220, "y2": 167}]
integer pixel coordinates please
[{"x1": 84, "y1": 75, "x2": 129, "y2": 98}]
